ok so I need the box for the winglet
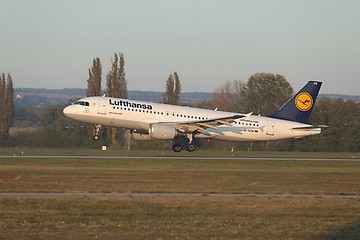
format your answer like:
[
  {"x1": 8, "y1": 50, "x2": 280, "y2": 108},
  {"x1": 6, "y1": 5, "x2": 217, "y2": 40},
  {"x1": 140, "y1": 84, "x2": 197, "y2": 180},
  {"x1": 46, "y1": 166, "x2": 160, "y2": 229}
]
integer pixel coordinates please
[{"x1": 245, "y1": 112, "x2": 253, "y2": 117}]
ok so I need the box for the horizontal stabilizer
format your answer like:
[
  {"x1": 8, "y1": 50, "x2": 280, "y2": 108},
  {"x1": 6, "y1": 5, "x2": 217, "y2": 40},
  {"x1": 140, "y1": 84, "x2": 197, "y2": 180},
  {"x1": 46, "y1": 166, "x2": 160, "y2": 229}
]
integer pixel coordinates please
[{"x1": 292, "y1": 125, "x2": 329, "y2": 130}]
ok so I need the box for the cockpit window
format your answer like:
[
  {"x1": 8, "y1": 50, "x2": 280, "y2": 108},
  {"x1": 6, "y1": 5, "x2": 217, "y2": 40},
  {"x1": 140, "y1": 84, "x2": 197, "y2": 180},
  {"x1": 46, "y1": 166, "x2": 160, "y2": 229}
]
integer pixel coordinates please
[{"x1": 75, "y1": 101, "x2": 90, "y2": 106}]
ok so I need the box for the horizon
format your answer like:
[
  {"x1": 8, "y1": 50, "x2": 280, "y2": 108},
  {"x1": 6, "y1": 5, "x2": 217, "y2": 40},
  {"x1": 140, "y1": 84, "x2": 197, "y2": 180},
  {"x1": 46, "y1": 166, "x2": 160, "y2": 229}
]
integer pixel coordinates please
[{"x1": 14, "y1": 86, "x2": 360, "y2": 97}]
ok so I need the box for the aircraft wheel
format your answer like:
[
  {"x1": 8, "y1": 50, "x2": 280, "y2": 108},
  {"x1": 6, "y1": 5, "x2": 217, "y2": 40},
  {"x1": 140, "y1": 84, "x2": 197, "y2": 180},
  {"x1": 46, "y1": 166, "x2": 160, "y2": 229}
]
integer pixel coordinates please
[
  {"x1": 187, "y1": 143, "x2": 196, "y2": 152},
  {"x1": 172, "y1": 144, "x2": 182, "y2": 152}
]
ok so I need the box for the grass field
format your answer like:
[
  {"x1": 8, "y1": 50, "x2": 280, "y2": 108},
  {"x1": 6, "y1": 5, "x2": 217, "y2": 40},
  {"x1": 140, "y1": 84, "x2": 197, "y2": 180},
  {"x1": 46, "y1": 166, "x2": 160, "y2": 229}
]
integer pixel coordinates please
[
  {"x1": 0, "y1": 151, "x2": 359, "y2": 239},
  {"x1": 1, "y1": 197, "x2": 359, "y2": 240}
]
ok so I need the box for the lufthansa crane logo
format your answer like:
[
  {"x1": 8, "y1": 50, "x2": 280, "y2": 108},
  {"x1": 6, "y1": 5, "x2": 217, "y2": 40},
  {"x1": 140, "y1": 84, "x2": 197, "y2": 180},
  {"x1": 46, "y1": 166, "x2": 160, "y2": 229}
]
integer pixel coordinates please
[{"x1": 295, "y1": 92, "x2": 313, "y2": 111}]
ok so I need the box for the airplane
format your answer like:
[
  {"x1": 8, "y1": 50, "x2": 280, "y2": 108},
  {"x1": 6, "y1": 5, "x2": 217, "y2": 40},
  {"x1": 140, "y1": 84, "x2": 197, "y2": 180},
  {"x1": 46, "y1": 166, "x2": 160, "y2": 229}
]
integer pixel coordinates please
[{"x1": 63, "y1": 81, "x2": 326, "y2": 152}]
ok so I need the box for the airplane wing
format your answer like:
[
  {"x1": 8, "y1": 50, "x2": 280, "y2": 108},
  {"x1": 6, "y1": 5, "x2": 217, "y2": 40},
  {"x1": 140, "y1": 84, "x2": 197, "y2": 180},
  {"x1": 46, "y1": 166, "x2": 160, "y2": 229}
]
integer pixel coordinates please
[{"x1": 163, "y1": 114, "x2": 246, "y2": 133}]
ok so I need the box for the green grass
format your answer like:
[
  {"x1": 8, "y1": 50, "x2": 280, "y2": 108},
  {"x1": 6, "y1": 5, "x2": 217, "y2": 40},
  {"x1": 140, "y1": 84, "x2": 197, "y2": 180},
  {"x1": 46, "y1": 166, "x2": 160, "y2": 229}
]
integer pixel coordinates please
[
  {"x1": 1, "y1": 157, "x2": 359, "y2": 195},
  {"x1": 0, "y1": 197, "x2": 359, "y2": 240},
  {"x1": 0, "y1": 155, "x2": 360, "y2": 239}
]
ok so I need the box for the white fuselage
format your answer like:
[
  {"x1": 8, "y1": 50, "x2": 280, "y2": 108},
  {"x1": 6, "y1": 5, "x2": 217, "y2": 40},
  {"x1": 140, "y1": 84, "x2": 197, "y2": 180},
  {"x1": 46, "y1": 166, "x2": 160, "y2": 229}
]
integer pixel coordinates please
[{"x1": 63, "y1": 96, "x2": 321, "y2": 142}]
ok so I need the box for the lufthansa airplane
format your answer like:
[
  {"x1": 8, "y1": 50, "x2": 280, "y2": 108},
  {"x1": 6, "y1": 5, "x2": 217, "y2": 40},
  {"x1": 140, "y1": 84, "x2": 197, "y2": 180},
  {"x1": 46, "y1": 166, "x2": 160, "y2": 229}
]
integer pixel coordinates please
[{"x1": 63, "y1": 81, "x2": 325, "y2": 152}]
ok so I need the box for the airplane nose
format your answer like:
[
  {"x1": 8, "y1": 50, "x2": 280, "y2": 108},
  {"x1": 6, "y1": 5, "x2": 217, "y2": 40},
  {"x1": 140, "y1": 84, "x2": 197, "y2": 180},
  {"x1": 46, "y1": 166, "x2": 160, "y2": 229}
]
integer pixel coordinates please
[{"x1": 63, "y1": 106, "x2": 72, "y2": 117}]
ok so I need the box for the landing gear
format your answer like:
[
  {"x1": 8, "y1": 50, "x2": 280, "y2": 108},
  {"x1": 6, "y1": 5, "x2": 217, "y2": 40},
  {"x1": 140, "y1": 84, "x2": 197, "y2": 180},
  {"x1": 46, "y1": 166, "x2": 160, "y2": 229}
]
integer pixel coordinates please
[
  {"x1": 172, "y1": 144, "x2": 182, "y2": 152},
  {"x1": 185, "y1": 133, "x2": 196, "y2": 152},
  {"x1": 172, "y1": 134, "x2": 196, "y2": 152},
  {"x1": 93, "y1": 124, "x2": 102, "y2": 141},
  {"x1": 187, "y1": 143, "x2": 196, "y2": 152}
]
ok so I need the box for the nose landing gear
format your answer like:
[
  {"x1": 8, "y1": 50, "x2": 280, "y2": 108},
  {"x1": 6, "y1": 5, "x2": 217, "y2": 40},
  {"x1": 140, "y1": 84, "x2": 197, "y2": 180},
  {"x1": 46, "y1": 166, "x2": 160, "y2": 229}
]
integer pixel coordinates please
[{"x1": 93, "y1": 124, "x2": 102, "y2": 141}]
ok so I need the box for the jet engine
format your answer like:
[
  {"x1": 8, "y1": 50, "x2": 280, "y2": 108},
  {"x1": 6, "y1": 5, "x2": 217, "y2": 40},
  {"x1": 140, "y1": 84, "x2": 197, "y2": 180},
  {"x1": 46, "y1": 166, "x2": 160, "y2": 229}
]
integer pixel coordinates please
[{"x1": 149, "y1": 123, "x2": 177, "y2": 140}]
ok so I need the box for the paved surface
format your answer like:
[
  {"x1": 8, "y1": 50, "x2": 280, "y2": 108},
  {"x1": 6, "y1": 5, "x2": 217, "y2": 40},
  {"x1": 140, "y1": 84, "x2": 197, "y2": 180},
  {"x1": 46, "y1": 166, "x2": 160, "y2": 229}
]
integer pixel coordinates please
[
  {"x1": 0, "y1": 192, "x2": 359, "y2": 200},
  {"x1": 0, "y1": 155, "x2": 359, "y2": 161}
]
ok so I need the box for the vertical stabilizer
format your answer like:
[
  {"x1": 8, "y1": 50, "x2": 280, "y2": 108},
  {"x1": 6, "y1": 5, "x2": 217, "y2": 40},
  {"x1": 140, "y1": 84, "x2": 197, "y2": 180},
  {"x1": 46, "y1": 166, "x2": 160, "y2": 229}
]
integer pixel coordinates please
[{"x1": 270, "y1": 81, "x2": 322, "y2": 124}]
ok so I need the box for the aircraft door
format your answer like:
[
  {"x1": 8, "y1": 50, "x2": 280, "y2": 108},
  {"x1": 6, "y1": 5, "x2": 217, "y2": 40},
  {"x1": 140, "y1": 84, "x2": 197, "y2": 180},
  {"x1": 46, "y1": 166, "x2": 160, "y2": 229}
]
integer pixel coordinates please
[
  {"x1": 266, "y1": 120, "x2": 275, "y2": 136},
  {"x1": 98, "y1": 98, "x2": 106, "y2": 115}
]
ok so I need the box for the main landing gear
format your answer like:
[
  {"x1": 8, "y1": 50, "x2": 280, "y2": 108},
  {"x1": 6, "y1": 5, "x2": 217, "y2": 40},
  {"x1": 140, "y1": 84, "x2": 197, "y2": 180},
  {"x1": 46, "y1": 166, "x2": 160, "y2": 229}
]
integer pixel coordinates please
[
  {"x1": 172, "y1": 142, "x2": 196, "y2": 152},
  {"x1": 172, "y1": 134, "x2": 196, "y2": 152},
  {"x1": 172, "y1": 144, "x2": 182, "y2": 152},
  {"x1": 93, "y1": 124, "x2": 102, "y2": 141}
]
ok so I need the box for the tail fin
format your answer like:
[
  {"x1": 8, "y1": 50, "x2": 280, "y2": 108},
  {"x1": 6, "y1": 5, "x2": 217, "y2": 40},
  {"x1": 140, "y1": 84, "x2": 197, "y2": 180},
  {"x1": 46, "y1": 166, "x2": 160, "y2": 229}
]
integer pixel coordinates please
[{"x1": 270, "y1": 81, "x2": 322, "y2": 124}]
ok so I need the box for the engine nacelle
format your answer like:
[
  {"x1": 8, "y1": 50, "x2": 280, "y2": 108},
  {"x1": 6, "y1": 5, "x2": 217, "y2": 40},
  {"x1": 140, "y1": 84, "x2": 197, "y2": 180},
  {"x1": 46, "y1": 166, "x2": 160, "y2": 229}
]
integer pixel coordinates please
[{"x1": 149, "y1": 123, "x2": 177, "y2": 140}]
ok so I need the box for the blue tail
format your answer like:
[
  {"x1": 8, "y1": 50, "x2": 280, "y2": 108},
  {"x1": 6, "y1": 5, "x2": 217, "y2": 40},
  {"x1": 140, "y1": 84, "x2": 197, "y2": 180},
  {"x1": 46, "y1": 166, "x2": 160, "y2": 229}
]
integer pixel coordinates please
[{"x1": 270, "y1": 81, "x2": 322, "y2": 124}]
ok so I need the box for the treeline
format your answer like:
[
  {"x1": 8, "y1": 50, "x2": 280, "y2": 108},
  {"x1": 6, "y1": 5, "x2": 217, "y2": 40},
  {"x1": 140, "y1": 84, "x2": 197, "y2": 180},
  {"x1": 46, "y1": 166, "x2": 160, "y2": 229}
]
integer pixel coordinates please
[
  {"x1": 292, "y1": 98, "x2": 360, "y2": 152},
  {"x1": 5, "y1": 95, "x2": 359, "y2": 152},
  {"x1": 5, "y1": 78, "x2": 360, "y2": 152}
]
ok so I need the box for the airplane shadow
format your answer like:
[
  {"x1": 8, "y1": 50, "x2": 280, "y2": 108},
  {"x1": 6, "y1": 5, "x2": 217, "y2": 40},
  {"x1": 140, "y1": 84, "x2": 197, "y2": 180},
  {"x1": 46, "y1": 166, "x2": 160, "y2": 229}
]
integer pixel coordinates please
[{"x1": 318, "y1": 221, "x2": 360, "y2": 240}]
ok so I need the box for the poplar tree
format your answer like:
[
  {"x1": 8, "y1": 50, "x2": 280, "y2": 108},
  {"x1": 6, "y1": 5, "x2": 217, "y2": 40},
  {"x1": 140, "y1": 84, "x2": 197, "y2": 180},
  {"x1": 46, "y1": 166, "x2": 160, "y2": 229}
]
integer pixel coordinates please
[
  {"x1": 0, "y1": 73, "x2": 14, "y2": 134},
  {"x1": 163, "y1": 72, "x2": 181, "y2": 105},
  {"x1": 86, "y1": 57, "x2": 102, "y2": 96},
  {"x1": 105, "y1": 53, "x2": 128, "y2": 145},
  {"x1": 106, "y1": 53, "x2": 127, "y2": 99}
]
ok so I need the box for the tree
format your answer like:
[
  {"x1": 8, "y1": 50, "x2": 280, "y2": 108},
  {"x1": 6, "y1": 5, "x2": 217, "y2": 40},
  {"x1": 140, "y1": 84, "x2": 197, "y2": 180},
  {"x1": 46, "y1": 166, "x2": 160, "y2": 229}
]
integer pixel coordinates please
[
  {"x1": 106, "y1": 53, "x2": 128, "y2": 146},
  {"x1": 0, "y1": 73, "x2": 14, "y2": 134},
  {"x1": 211, "y1": 80, "x2": 245, "y2": 112},
  {"x1": 163, "y1": 72, "x2": 181, "y2": 105},
  {"x1": 86, "y1": 57, "x2": 103, "y2": 142},
  {"x1": 106, "y1": 53, "x2": 127, "y2": 99},
  {"x1": 86, "y1": 57, "x2": 102, "y2": 97},
  {"x1": 244, "y1": 73, "x2": 293, "y2": 116},
  {"x1": 242, "y1": 73, "x2": 293, "y2": 151}
]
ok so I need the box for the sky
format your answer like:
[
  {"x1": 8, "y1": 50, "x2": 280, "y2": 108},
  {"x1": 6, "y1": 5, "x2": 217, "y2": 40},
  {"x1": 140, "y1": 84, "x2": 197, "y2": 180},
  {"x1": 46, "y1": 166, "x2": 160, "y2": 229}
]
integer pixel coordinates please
[{"x1": 1, "y1": 0, "x2": 359, "y2": 95}]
